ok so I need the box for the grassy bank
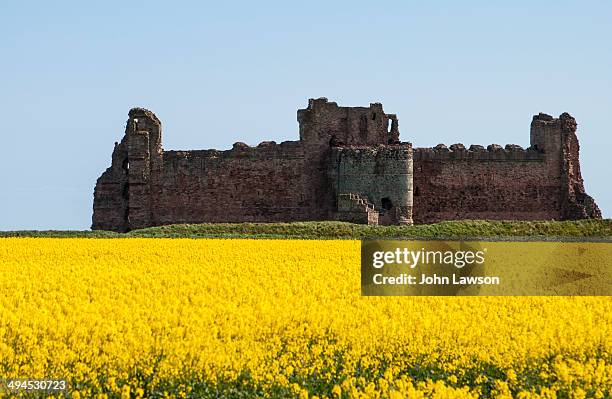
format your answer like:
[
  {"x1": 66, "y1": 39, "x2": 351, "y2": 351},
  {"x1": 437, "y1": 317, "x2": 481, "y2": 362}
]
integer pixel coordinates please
[{"x1": 1, "y1": 219, "x2": 611, "y2": 240}]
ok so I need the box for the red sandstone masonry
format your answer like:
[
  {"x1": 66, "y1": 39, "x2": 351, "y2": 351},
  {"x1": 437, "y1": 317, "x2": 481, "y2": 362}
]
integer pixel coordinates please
[
  {"x1": 411, "y1": 113, "x2": 601, "y2": 224},
  {"x1": 92, "y1": 99, "x2": 601, "y2": 232},
  {"x1": 412, "y1": 145, "x2": 560, "y2": 224},
  {"x1": 156, "y1": 142, "x2": 308, "y2": 224}
]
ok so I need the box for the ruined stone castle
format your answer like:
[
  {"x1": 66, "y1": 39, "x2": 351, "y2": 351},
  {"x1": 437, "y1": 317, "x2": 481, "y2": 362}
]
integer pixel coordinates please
[{"x1": 92, "y1": 98, "x2": 601, "y2": 232}]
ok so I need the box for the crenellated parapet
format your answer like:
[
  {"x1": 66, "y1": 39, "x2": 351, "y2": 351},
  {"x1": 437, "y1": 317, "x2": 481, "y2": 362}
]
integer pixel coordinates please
[{"x1": 413, "y1": 143, "x2": 546, "y2": 161}]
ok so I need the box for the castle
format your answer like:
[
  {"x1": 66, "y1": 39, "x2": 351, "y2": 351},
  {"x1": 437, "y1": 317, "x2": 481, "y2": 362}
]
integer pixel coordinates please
[{"x1": 92, "y1": 98, "x2": 601, "y2": 232}]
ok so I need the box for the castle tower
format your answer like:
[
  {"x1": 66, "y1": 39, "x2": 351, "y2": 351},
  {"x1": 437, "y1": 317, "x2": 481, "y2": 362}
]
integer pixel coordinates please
[
  {"x1": 296, "y1": 98, "x2": 413, "y2": 225},
  {"x1": 530, "y1": 112, "x2": 601, "y2": 219},
  {"x1": 124, "y1": 108, "x2": 163, "y2": 230},
  {"x1": 92, "y1": 108, "x2": 163, "y2": 231},
  {"x1": 297, "y1": 97, "x2": 397, "y2": 147}
]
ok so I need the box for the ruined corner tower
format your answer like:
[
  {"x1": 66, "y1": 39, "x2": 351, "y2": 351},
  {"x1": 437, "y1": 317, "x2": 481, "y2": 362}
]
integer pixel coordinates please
[
  {"x1": 530, "y1": 112, "x2": 601, "y2": 220},
  {"x1": 92, "y1": 108, "x2": 162, "y2": 232}
]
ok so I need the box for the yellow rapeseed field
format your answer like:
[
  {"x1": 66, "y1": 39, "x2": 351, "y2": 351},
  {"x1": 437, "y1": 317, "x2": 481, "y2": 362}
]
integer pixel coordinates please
[{"x1": 0, "y1": 238, "x2": 610, "y2": 398}]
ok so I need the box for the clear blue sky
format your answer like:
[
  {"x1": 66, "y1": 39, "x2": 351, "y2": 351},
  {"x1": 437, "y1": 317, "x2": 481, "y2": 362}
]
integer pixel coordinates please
[{"x1": 1, "y1": 1, "x2": 610, "y2": 230}]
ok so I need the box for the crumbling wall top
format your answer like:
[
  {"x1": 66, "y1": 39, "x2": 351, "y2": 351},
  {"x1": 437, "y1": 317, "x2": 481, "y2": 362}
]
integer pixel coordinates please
[
  {"x1": 531, "y1": 112, "x2": 576, "y2": 130},
  {"x1": 128, "y1": 107, "x2": 161, "y2": 126},
  {"x1": 413, "y1": 142, "x2": 545, "y2": 161}
]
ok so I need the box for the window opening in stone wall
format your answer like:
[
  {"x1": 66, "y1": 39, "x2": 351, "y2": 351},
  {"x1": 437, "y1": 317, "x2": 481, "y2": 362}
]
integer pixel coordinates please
[{"x1": 381, "y1": 197, "x2": 393, "y2": 210}]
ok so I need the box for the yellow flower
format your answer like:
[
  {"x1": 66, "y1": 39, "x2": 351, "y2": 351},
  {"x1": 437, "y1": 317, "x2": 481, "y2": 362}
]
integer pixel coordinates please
[{"x1": 0, "y1": 238, "x2": 609, "y2": 398}]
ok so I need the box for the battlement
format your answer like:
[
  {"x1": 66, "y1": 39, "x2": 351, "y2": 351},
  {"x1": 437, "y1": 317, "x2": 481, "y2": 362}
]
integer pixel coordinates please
[{"x1": 413, "y1": 143, "x2": 545, "y2": 161}]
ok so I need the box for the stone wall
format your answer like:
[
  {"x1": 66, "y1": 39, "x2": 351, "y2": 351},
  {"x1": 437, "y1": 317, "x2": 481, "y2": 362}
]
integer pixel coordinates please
[
  {"x1": 411, "y1": 113, "x2": 601, "y2": 224},
  {"x1": 297, "y1": 97, "x2": 398, "y2": 147},
  {"x1": 156, "y1": 142, "x2": 307, "y2": 224},
  {"x1": 412, "y1": 144, "x2": 557, "y2": 224},
  {"x1": 92, "y1": 139, "x2": 129, "y2": 231}
]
